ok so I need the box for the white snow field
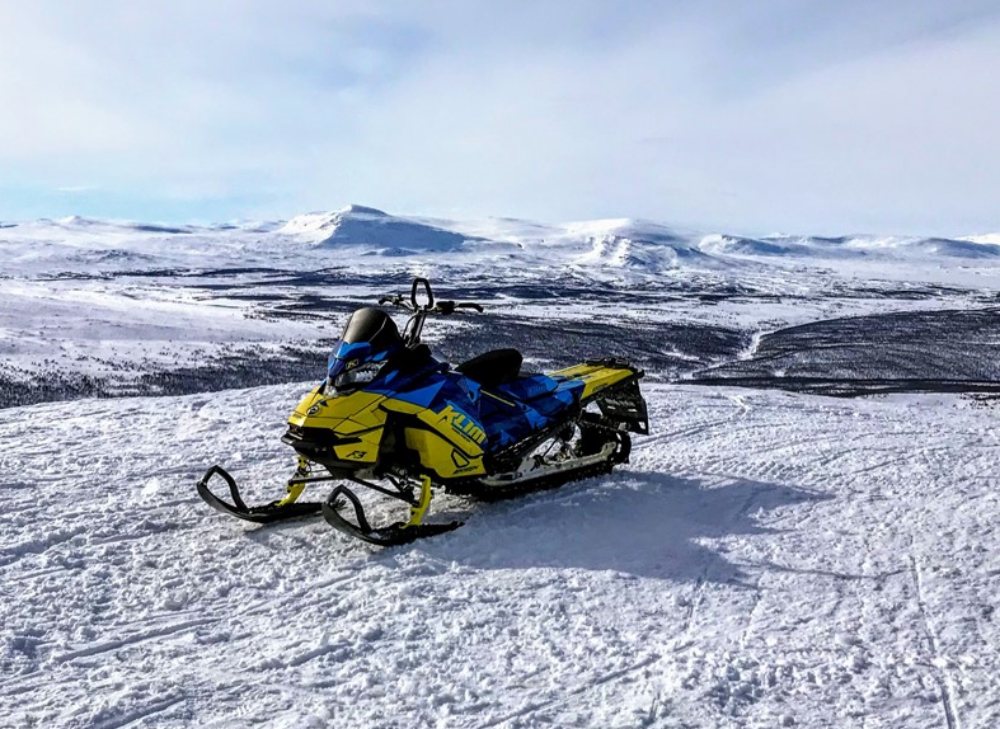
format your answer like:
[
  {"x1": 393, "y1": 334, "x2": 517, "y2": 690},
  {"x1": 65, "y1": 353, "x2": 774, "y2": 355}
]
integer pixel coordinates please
[{"x1": 2, "y1": 382, "x2": 998, "y2": 728}]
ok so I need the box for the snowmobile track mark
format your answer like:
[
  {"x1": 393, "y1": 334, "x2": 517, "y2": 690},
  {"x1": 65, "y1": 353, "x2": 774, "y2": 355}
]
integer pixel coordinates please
[
  {"x1": 633, "y1": 415, "x2": 735, "y2": 449},
  {"x1": 54, "y1": 618, "x2": 216, "y2": 664},
  {"x1": 91, "y1": 694, "x2": 186, "y2": 729},
  {"x1": 909, "y1": 554, "x2": 960, "y2": 729},
  {"x1": 678, "y1": 573, "x2": 708, "y2": 642},
  {"x1": 0, "y1": 525, "x2": 87, "y2": 566},
  {"x1": 5, "y1": 565, "x2": 70, "y2": 584},
  {"x1": 738, "y1": 580, "x2": 766, "y2": 650},
  {"x1": 284, "y1": 640, "x2": 351, "y2": 668},
  {"x1": 87, "y1": 524, "x2": 197, "y2": 548},
  {"x1": 229, "y1": 568, "x2": 367, "y2": 622}
]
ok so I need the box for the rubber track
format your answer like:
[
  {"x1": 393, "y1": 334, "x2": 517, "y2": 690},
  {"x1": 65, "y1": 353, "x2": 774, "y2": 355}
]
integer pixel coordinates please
[{"x1": 452, "y1": 451, "x2": 618, "y2": 502}]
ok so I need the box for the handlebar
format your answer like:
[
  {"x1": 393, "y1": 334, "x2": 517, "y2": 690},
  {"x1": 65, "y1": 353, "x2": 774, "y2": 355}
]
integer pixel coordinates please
[
  {"x1": 432, "y1": 300, "x2": 484, "y2": 315},
  {"x1": 378, "y1": 279, "x2": 483, "y2": 316}
]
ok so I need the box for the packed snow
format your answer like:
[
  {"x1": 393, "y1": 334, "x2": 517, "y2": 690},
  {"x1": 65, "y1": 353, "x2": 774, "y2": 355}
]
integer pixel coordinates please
[
  {"x1": 1, "y1": 205, "x2": 999, "y2": 727},
  {"x1": 2, "y1": 384, "x2": 997, "y2": 727}
]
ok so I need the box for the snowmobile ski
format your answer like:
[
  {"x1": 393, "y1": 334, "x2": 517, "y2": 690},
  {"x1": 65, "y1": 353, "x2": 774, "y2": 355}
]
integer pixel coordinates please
[
  {"x1": 196, "y1": 464, "x2": 324, "y2": 524},
  {"x1": 321, "y1": 481, "x2": 462, "y2": 547}
]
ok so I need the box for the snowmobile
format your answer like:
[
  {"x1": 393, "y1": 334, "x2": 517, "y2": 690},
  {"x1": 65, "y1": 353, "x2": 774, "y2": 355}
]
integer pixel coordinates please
[{"x1": 197, "y1": 278, "x2": 648, "y2": 546}]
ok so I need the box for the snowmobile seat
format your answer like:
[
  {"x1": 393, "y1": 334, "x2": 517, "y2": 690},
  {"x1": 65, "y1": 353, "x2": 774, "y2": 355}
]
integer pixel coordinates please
[{"x1": 456, "y1": 348, "x2": 523, "y2": 387}]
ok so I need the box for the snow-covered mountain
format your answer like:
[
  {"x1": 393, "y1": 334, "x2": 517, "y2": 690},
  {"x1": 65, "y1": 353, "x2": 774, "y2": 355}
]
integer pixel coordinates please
[
  {"x1": 3, "y1": 204, "x2": 998, "y2": 277},
  {"x1": 701, "y1": 232, "x2": 1000, "y2": 260},
  {"x1": 2, "y1": 203, "x2": 998, "y2": 405},
  {"x1": 278, "y1": 204, "x2": 478, "y2": 253}
]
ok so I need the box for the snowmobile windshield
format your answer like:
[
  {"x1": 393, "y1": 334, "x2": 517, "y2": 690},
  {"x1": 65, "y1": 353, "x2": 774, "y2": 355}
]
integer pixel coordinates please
[
  {"x1": 327, "y1": 308, "x2": 402, "y2": 391},
  {"x1": 342, "y1": 308, "x2": 401, "y2": 350}
]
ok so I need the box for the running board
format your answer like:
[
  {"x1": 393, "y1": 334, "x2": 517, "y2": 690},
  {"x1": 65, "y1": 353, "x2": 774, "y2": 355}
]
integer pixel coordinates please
[{"x1": 478, "y1": 440, "x2": 618, "y2": 489}]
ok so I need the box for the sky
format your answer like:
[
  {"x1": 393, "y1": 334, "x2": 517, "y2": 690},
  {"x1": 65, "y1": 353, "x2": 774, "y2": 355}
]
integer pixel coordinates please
[{"x1": 0, "y1": 0, "x2": 998, "y2": 236}]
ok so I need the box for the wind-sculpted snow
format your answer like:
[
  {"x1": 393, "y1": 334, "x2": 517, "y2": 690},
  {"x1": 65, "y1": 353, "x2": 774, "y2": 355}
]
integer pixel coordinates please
[{"x1": 1, "y1": 384, "x2": 997, "y2": 726}]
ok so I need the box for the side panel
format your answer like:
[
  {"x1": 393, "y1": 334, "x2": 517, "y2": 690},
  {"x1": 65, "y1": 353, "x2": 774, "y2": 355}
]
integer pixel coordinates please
[
  {"x1": 550, "y1": 363, "x2": 636, "y2": 401},
  {"x1": 288, "y1": 387, "x2": 387, "y2": 429},
  {"x1": 382, "y1": 386, "x2": 488, "y2": 480},
  {"x1": 402, "y1": 428, "x2": 486, "y2": 479},
  {"x1": 331, "y1": 428, "x2": 384, "y2": 465}
]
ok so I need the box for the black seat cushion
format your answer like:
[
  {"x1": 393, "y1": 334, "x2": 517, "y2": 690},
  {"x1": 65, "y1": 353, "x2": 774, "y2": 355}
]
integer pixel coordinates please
[{"x1": 456, "y1": 348, "x2": 523, "y2": 387}]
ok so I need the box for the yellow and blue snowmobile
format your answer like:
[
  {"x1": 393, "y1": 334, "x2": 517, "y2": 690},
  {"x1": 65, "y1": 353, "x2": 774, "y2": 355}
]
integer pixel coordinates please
[{"x1": 197, "y1": 278, "x2": 648, "y2": 546}]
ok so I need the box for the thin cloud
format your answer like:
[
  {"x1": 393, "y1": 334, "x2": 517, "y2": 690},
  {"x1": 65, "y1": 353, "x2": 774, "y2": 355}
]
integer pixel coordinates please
[{"x1": 0, "y1": 1, "x2": 997, "y2": 235}]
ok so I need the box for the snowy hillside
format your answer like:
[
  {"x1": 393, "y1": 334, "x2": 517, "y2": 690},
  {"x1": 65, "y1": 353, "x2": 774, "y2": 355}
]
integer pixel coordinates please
[
  {"x1": 279, "y1": 205, "x2": 479, "y2": 253},
  {"x1": 2, "y1": 383, "x2": 997, "y2": 726},
  {"x1": 700, "y1": 232, "x2": 1000, "y2": 260}
]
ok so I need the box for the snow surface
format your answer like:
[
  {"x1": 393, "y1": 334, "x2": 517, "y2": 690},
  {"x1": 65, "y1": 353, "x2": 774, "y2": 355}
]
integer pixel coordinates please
[
  {"x1": 1, "y1": 383, "x2": 998, "y2": 727},
  {"x1": 1, "y1": 205, "x2": 999, "y2": 727}
]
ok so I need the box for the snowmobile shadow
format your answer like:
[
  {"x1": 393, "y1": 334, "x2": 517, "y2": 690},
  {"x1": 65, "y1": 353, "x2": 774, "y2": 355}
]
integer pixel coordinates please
[
  {"x1": 240, "y1": 519, "x2": 322, "y2": 551},
  {"x1": 420, "y1": 472, "x2": 831, "y2": 583}
]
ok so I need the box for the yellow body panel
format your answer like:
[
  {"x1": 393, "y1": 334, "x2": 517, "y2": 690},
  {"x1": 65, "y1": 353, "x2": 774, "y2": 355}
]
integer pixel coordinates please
[
  {"x1": 551, "y1": 363, "x2": 634, "y2": 400},
  {"x1": 288, "y1": 385, "x2": 486, "y2": 479},
  {"x1": 403, "y1": 428, "x2": 486, "y2": 479},
  {"x1": 288, "y1": 386, "x2": 386, "y2": 429},
  {"x1": 381, "y1": 396, "x2": 487, "y2": 478},
  {"x1": 288, "y1": 387, "x2": 388, "y2": 466}
]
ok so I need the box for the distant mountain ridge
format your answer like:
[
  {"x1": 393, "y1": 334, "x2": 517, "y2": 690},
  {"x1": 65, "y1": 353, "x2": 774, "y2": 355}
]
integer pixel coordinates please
[
  {"x1": 1, "y1": 203, "x2": 998, "y2": 276},
  {"x1": 274, "y1": 205, "x2": 1000, "y2": 265}
]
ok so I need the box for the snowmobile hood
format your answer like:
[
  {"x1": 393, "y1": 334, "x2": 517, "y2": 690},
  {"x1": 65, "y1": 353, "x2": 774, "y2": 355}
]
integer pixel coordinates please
[{"x1": 288, "y1": 385, "x2": 388, "y2": 433}]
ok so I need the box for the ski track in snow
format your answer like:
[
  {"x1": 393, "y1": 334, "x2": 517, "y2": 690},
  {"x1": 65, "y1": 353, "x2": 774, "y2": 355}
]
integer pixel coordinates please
[{"x1": 1, "y1": 382, "x2": 998, "y2": 728}]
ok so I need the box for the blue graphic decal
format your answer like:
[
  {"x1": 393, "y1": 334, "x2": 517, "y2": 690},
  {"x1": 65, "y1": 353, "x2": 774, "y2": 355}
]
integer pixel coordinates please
[{"x1": 327, "y1": 342, "x2": 584, "y2": 454}]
